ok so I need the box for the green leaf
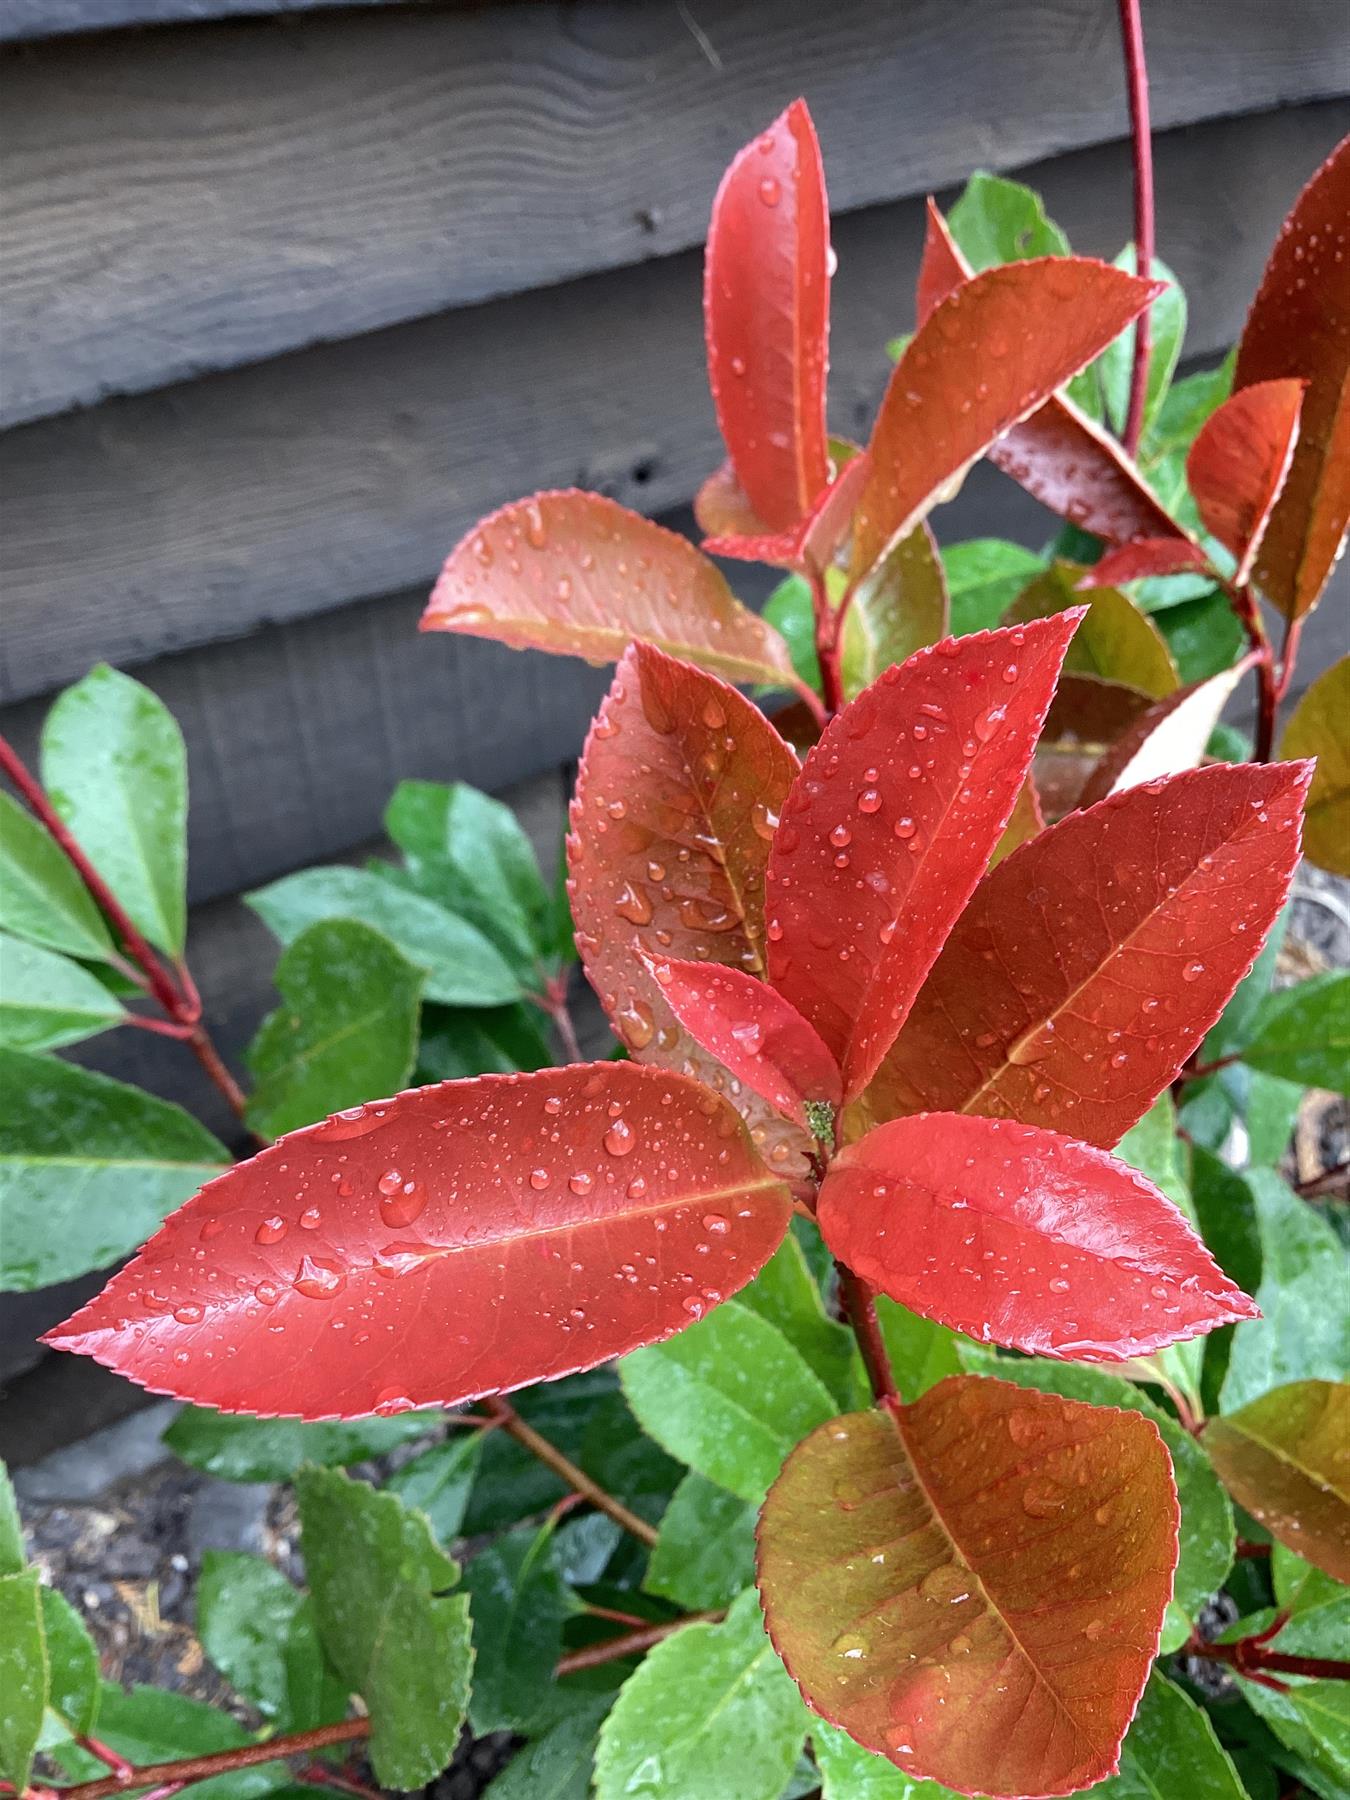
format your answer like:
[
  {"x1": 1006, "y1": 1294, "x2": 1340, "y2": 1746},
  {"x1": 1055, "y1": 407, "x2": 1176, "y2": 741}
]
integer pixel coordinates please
[
  {"x1": 1273, "y1": 1543, "x2": 1346, "y2": 1617},
  {"x1": 947, "y1": 170, "x2": 1071, "y2": 268},
  {"x1": 0, "y1": 1460, "x2": 25, "y2": 1574},
  {"x1": 386, "y1": 1432, "x2": 483, "y2": 1543},
  {"x1": 1220, "y1": 1064, "x2": 1304, "y2": 1166},
  {"x1": 0, "y1": 1049, "x2": 227, "y2": 1292},
  {"x1": 621, "y1": 1302, "x2": 836, "y2": 1503},
  {"x1": 245, "y1": 918, "x2": 423, "y2": 1138},
  {"x1": 416, "y1": 1001, "x2": 551, "y2": 1082},
  {"x1": 1243, "y1": 972, "x2": 1350, "y2": 1093},
  {"x1": 644, "y1": 1473, "x2": 758, "y2": 1611},
  {"x1": 51, "y1": 1683, "x2": 287, "y2": 1799},
  {"x1": 0, "y1": 1570, "x2": 46, "y2": 1792},
  {"x1": 594, "y1": 1589, "x2": 807, "y2": 1800},
  {"x1": 1099, "y1": 251, "x2": 1187, "y2": 440},
  {"x1": 463, "y1": 1369, "x2": 616, "y2": 1535},
  {"x1": 1142, "y1": 352, "x2": 1236, "y2": 463},
  {"x1": 41, "y1": 665, "x2": 188, "y2": 957},
  {"x1": 296, "y1": 1465, "x2": 473, "y2": 1790},
  {"x1": 1117, "y1": 1091, "x2": 1196, "y2": 1222},
  {"x1": 1204, "y1": 906, "x2": 1292, "y2": 1059},
  {"x1": 875, "y1": 1297, "x2": 962, "y2": 1402},
  {"x1": 813, "y1": 1717, "x2": 961, "y2": 1795},
  {"x1": 1154, "y1": 589, "x2": 1247, "y2": 684},
  {"x1": 1190, "y1": 1145, "x2": 1263, "y2": 1293},
  {"x1": 762, "y1": 577, "x2": 822, "y2": 696},
  {"x1": 0, "y1": 933, "x2": 125, "y2": 1051},
  {"x1": 197, "y1": 1551, "x2": 346, "y2": 1730},
  {"x1": 963, "y1": 1353, "x2": 1234, "y2": 1631},
  {"x1": 1220, "y1": 1170, "x2": 1350, "y2": 1412},
  {"x1": 0, "y1": 790, "x2": 116, "y2": 963},
  {"x1": 1230, "y1": 1600, "x2": 1350, "y2": 1793},
  {"x1": 738, "y1": 1235, "x2": 861, "y2": 1407},
  {"x1": 485, "y1": 1703, "x2": 609, "y2": 1800},
  {"x1": 1094, "y1": 1671, "x2": 1247, "y2": 1799},
  {"x1": 940, "y1": 540, "x2": 1046, "y2": 638},
  {"x1": 464, "y1": 1521, "x2": 574, "y2": 1735},
  {"x1": 386, "y1": 780, "x2": 549, "y2": 970},
  {"x1": 37, "y1": 1586, "x2": 101, "y2": 1745},
  {"x1": 163, "y1": 1405, "x2": 436, "y2": 1484},
  {"x1": 249, "y1": 864, "x2": 519, "y2": 1007},
  {"x1": 840, "y1": 528, "x2": 948, "y2": 700}
]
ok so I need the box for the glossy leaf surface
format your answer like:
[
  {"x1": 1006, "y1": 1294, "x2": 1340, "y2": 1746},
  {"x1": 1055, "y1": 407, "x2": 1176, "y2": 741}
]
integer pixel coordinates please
[
  {"x1": 622, "y1": 1299, "x2": 835, "y2": 1503},
  {"x1": 638, "y1": 951, "x2": 840, "y2": 1127},
  {"x1": 1088, "y1": 537, "x2": 1211, "y2": 587},
  {"x1": 1242, "y1": 970, "x2": 1350, "y2": 1092},
  {"x1": 767, "y1": 616, "x2": 1078, "y2": 1100},
  {"x1": 568, "y1": 643, "x2": 809, "y2": 1181},
  {"x1": 197, "y1": 1551, "x2": 346, "y2": 1731},
  {"x1": 40, "y1": 664, "x2": 188, "y2": 958},
  {"x1": 1009, "y1": 564, "x2": 1178, "y2": 699},
  {"x1": 0, "y1": 1049, "x2": 228, "y2": 1293},
  {"x1": 704, "y1": 100, "x2": 830, "y2": 532},
  {"x1": 0, "y1": 1570, "x2": 44, "y2": 1793},
  {"x1": 1205, "y1": 1380, "x2": 1349, "y2": 1580},
  {"x1": 757, "y1": 1376, "x2": 1178, "y2": 1798},
  {"x1": 943, "y1": 539, "x2": 1045, "y2": 637},
  {"x1": 48, "y1": 1064, "x2": 793, "y2": 1417},
  {"x1": 245, "y1": 919, "x2": 424, "y2": 1139},
  {"x1": 840, "y1": 525, "x2": 949, "y2": 701},
  {"x1": 914, "y1": 205, "x2": 1179, "y2": 544},
  {"x1": 866, "y1": 762, "x2": 1310, "y2": 1147},
  {"x1": 645, "y1": 1472, "x2": 758, "y2": 1611},
  {"x1": 0, "y1": 934, "x2": 124, "y2": 1052},
  {"x1": 1095, "y1": 1672, "x2": 1248, "y2": 1800},
  {"x1": 1281, "y1": 655, "x2": 1350, "y2": 875},
  {"x1": 297, "y1": 1466, "x2": 472, "y2": 1790},
  {"x1": 1230, "y1": 1599, "x2": 1350, "y2": 1791},
  {"x1": 820, "y1": 1113, "x2": 1254, "y2": 1359},
  {"x1": 424, "y1": 490, "x2": 799, "y2": 691},
  {"x1": 594, "y1": 1588, "x2": 808, "y2": 1800},
  {"x1": 0, "y1": 790, "x2": 116, "y2": 964},
  {"x1": 163, "y1": 1403, "x2": 436, "y2": 1483},
  {"x1": 1077, "y1": 662, "x2": 1248, "y2": 809},
  {"x1": 464, "y1": 1521, "x2": 572, "y2": 1735},
  {"x1": 1188, "y1": 378, "x2": 1306, "y2": 585},
  {"x1": 1234, "y1": 135, "x2": 1350, "y2": 617}
]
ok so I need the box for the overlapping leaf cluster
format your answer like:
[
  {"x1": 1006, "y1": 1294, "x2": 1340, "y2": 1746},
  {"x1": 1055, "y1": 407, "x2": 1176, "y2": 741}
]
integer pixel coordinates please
[{"x1": 2, "y1": 100, "x2": 1347, "y2": 1800}]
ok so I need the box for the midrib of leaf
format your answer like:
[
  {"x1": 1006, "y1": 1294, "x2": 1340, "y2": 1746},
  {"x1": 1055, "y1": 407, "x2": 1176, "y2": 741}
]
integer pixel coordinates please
[
  {"x1": 258, "y1": 990, "x2": 411, "y2": 1089},
  {"x1": 889, "y1": 1405, "x2": 1116, "y2": 1762},
  {"x1": 959, "y1": 804, "x2": 1286, "y2": 1118}
]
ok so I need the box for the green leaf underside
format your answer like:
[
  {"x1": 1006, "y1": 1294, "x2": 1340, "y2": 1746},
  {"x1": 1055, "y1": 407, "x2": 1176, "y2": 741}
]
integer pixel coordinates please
[
  {"x1": 0, "y1": 790, "x2": 116, "y2": 963},
  {"x1": 0, "y1": 1049, "x2": 227, "y2": 1291},
  {"x1": 244, "y1": 918, "x2": 424, "y2": 1138},
  {"x1": 0, "y1": 933, "x2": 125, "y2": 1052},
  {"x1": 163, "y1": 1406, "x2": 437, "y2": 1484},
  {"x1": 0, "y1": 1570, "x2": 45, "y2": 1792}
]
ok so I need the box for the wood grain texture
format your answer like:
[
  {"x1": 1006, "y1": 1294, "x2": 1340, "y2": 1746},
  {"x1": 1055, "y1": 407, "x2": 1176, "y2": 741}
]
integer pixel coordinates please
[
  {"x1": 1, "y1": 0, "x2": 384, "y2": 42},
  {"x1": 3, "y1": 102, "x2": 1346, "y2": 707},
  {"x1": 3, "y1": 0, "x2": 1348, "y2": 423}
]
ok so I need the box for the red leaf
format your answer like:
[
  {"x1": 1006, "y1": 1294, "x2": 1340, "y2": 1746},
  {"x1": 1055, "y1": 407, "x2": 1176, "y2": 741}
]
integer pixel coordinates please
[
  {"x1": 912, "y1": 202, "x2": 1181, "y2": 547},
  {"x1": 637, "y1": 951, "x2": 840, "y2": 1129},
  {"x1": 820, "y1": 1112, "x2": 1256, "y2": 1359},
  {"x1": 703, "y1": 453, "x2": 871, "y2": 572},
  {"x1": 567, "y1": 643, "x2": 812, "y2": 1184},
  {"x1": 766, "y1": 615, "x2": 1081, "y2": 1102},
  {"x1": 1077, "y1": 662, "x2": 1250, "y2": 809},
  {"x1": 1188, "y1": 378, "x2": 1306, "y2": 586},
  {"x1": 45, "y1": 1065, "x2": 793, "y2": 1419},
  {"x1": 1087, "y1": 537, "x2": 1212, "y2": 587},
  {"x1": 705, "y1": 100, "x2": 831, "y2": 532},
  {"x1": 863, "y1": 761, "x2": 1312, "y2": 1147},
  {"x1": 757, "y1": 1375, "x2": 1179, "y2": 1798},
  {"x1": 422, "y1": 490, "x2": 802, "y2": 693},
  {"x1": 693, "y1": 458, "x2": 772, "y2": 542},
  {"x1": 1234, "y1": 134, "x2": 1350, "y2": 618}
]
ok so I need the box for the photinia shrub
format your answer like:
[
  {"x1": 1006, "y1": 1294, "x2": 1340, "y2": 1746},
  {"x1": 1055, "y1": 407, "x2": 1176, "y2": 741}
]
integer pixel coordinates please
[{"x1": 1, "y1": 70, "x2": 1347, "y2": 1800}]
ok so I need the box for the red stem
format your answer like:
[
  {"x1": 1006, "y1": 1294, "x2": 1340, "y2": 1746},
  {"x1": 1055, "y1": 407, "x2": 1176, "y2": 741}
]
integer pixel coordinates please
[
  {"x1": 480, "y1": 1396, "x2": 659, "y2": 1545},
  {"x1": 837, "y1": 1266, "x2": 898, "y2": 1405},
  {"x1": 1190, "y1": 1635, "x2": 1350, "y2": 1686},
  {"x1": 0, "y1": 731, "x2": 251, "y2": 1128},
  {"x1": 1116, "y1": 0, "x2": 1155, "y2": 455},
  {"x1": 810, "y1": 566, "x2": 845, "y2": 720},
  {"x1": 555, "y1": 1609, "x2": 724, "y2": 1676},
  {"x1": 35, "y1": 1720, "x2": 372, "y2": 1800}
]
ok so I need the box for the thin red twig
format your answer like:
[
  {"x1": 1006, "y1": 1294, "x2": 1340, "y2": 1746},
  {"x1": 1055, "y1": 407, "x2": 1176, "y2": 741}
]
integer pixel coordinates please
[
  {"x1": 555, "y1": 1609, "x2": 724, "y2": 1676},
  {"x1": 1116, "y1": 0, "x2": 1155, "y2": 455},
  {"x1": 33, "y1": 1720, "x2": 372, "y2": 1800},
  {"x1": 837, "y1": 1266, "x2": 898, "y2": 1406},
  {"x1": 480, "y1": 1396, "x2": 659, "y2": 1545},
  {"x1": 810, "y1": 566, "x2": 844, "y2": 720}
]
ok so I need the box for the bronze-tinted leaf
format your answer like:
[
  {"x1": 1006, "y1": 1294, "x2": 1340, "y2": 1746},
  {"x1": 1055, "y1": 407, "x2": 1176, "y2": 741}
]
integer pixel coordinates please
[
  {"x1": 704, "y1": 100, "x2": 831, "y2": 532},
  {"x1": 423, "y1": 490, "x2": 801, "y2": 692},
  {"x1": 757, "y1": 1375, "x2": 1179, "y2": 1797},
  {"x1": 1205, "y1": 1380, "x2": 1350, "y2": 1582},
  {"x1": 840, "y1": 524, "x2": 949, "y2": 701},
  {"x1": 1280, "y1": 655, "x2": 1350, "y2": 876},
  {"x1": 1088, "y1": 537, "x2": 1212, "y2": 587},
  {"x1": 990, "y1": 776, "x2": 1044, "y2": 868},
  {"x1": 46, "y1": 1065, "x2": 793, "y2": 1418},
  {"x1": 567, "y1": 643, "x2": 810, "y2": 1182},
  {"x1": 1077, "y1": 662, "x2": 1249, "y2": 810},
  {"x1": 767, "y1": 616, "x2": 1080, "y2": 1102},
  {"x1": 818, "y1": 1113, "x2": 1256, "y2": 1360},
  {"x1": 864, "y1": 761, "x2": 1311, "y2": 1147},
  {"x1": 1009, "y1": 564, "x2": 1179, "y2": 699},
  {"x1": 1188, "y1": 379, "x2": 1306, "y2": 586},
  {"x1": 914, "y1": 201, "x2": 1182, "y2": 546},
  {"x1": 1234, "y1": 135, "x2": 1350, "y2": 617}
]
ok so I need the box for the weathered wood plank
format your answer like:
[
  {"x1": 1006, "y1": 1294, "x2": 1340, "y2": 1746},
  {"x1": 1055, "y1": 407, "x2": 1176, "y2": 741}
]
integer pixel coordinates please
[
  {"x1": 3, "y1": 101, "x2": 1345, "y2": 708},
  {"x1": 1, "y1": 0, "x2": 383, "y2": 42},
  {"x1": 3, "y1": 0, "x2": 1347, "y2": 424}
]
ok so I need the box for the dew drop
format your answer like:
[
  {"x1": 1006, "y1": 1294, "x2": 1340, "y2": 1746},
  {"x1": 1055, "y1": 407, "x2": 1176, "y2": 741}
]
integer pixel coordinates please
[
  {"x1": 702, "y1": 1212, "x2": 730, "y2": 1235},
  {"x1": 255, "y1": 1216, "x2": 287, "y2": 1245},
  {"x1": 1022, "y1": 1477, "x2": 1066, "y2": 1519},
  {"x1": 857, "y1": 788, "x2": 882, "y2": 815},
  {"x1": 173, "y1": 1303, "x2": 204, "y2": 1325},
  {"x1": 569, "y1": 1171, "x2": 596, "y2": 1196},
  {"x1": 1182, "y1": 960, "x2": 1205, "y2": 982},
  {"x1": 604, "y1": 1119, "x2": 637, "y2": 1157},
  {"x1": 379, "y1": 1181, "x2": 427, "y2": 1229},
  {"x1": 294, "y1": 1255, "x2": 346, "y2": 1300},
  {"x1": 919, "y1": 1565, "x2": 971, "y2": 1603},
  {"x1": 253, "y1": 1280, "x2": 281, "y2": 1306},
  {"x1": 529, "y1": 1168, "x2": 550, "y2": 1190},
  {"x1": 759, "y1": 176, "x2": 781, "y2": 207},
  {"x1": 377, "y1": 1169, "x2": 403, "y2": 1196}
]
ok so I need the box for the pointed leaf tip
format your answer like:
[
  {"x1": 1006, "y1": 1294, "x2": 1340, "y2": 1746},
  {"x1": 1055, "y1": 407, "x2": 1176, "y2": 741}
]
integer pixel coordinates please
[
  {"x1": 45, "y1": 1063, "x2": 793, "y2": 1417},
  {"x1": 767, "y1": 613, "x2": 1081, "y2": 1100},
  {"x1": 819, "y1": 1112, "x2": 1258, "y2": 1360}
]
